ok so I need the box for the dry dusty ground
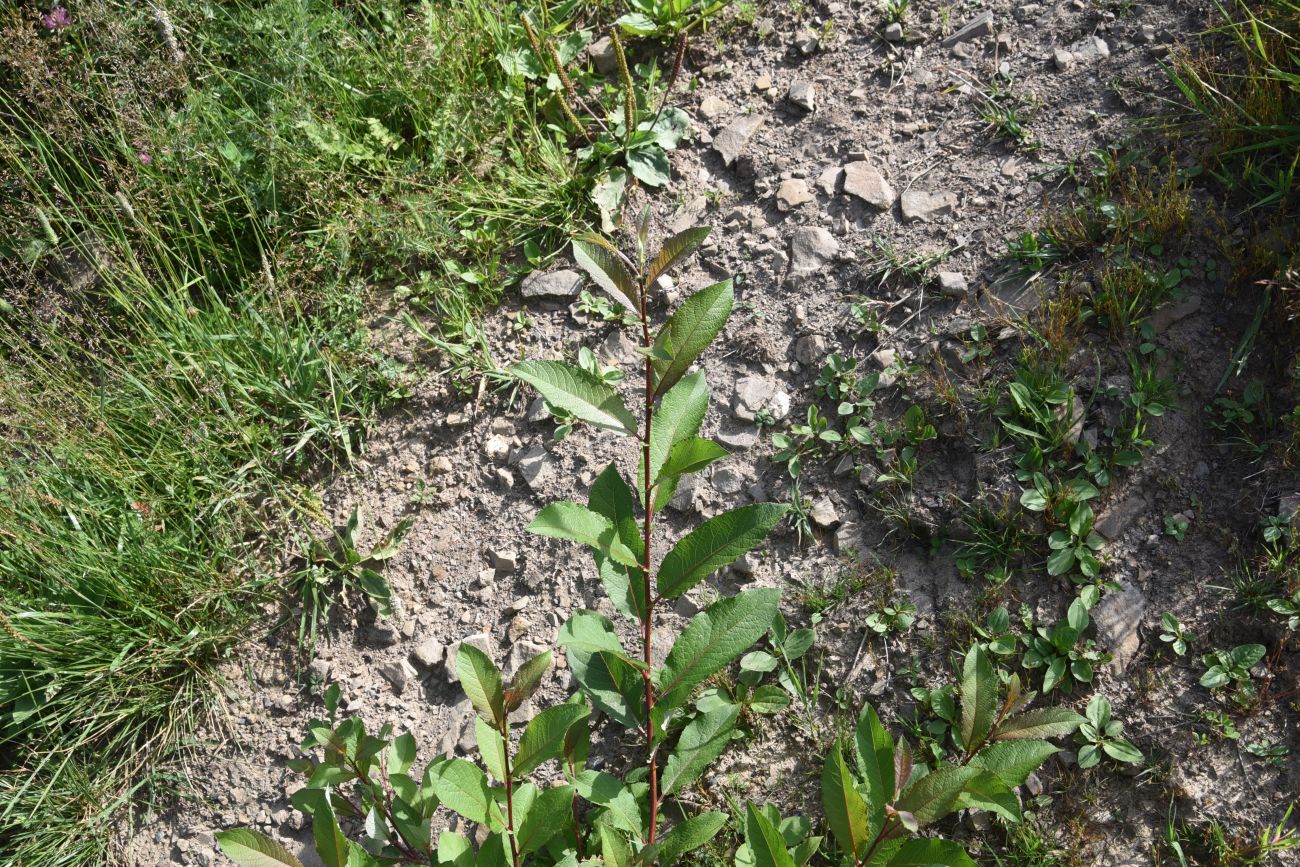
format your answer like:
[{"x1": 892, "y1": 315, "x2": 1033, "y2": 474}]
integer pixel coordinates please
[{"x1": 120, "y1": 1, "x2": 1299, "y2": 864}]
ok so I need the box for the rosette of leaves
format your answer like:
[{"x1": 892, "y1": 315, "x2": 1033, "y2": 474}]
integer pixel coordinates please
[
  {"x1": 615, "y1": 0, "x2": 731, "y2": 40},
  {"x1": 1075, "y1": 694, "x2": 1143, "y2": 769},
  {"x1": 809, "y1": 646, "x2": 1084, "y2": 866},
  {"x1": 1020, "y1": 597, "x2": 1110, "y2": 693},
  {"x1": 513, "y1": 221, "x2": 788, "y2": 858}
]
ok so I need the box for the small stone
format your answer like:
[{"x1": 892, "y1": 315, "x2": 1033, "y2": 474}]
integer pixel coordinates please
[
  {"x1": 484, "y1": 434, "x2": 511, "y2": 463},
  {"x1": 937, "y1": 271, "x2": 968, "y2": 298},
  {"x1": 668, "y1": 475, "x2": 698, "y2": 512},
  {"x1": 507, "y1": 614, "x2": 531, "y2": 642},
  {"x1": 445, "y1": 633, "x2": 494, "y2": 683},
  {"x1": 429, "y1": 456, "x2": 453, "y2": 475},
  {"x1": 941, "y1": 10, "x2": 995, "y2": 48},
  {"x1": 900, "y1": 190, "x2": 957, "y2": 222},
  {"x1": 842, "y1": 162, "x2": 895, "y2": 210},
  {"x1": 754, "y1": 74, "x2": 773, "y2": 91},
  {"x1": 588, "y1": 36, "x2": 619, "y2": 75},
  {"x1": 810, "y1": 497, "x2": 840, "y2": 529},
  {"x1": 871, "y1": 347, "x2": 896, "y2": 370},
  {"x1": 816, "y1": 165, "x2": 844, "y2": 195},
  {"x1": 712, "y1": 466, "x2": 747, "y2": 495},
  {"x1": 787, "y1": 80, "x2": 816, "y2": 112},
  {"x1": 713, "y1": 115, "x2": 765, "y2": 167},
  {"x1": 488, "y1": 548, "x2": 518, "y2": 574},
  {"x1": 1150, "y1": 295, "x2": 1201, "y2": 331},
  {"x1": 517, "y1": 445, "x2": 554, "y2": 490},
  {"x1": 1093, "y1": 581, "x2": 1146, "y2": 673},
  {"x1": 794, "y1": 334, "x2": 826, "y2": 366},
  {"x1": 1096, "y1": 494, "x2": 1149, "y2": 541},
  {"x1": 307, "y1": 658, "x2": 331, "y2": 681},
  {"x1": 698, "y1": 95, "x2": 728, "y2": 120},
  {"x1": 1025, "y1": 773, "x2": 1044, "y2": 797},
  {"x1": 733, "y1": 553, "x2": 757, "y2": 575},
  {"x1": 495, "y1": 468, "x2": 514, "y2": 488},
  {"x1": 717, "y1": 429, "x2": 758, "y2": 449},
  {"x1": 412, "y1": 638, "x2": 445, "y2": 669},
  {"x1": 1068, "y1": 35, "x2": 1110, "y2": 62},
  {"x1": 776, "y1": 178, "x2": 814, "y2": 212},
  {"x1": 733, "y1": 377, "x2": 774, "y2": 422},
  {"x1": 1138, "y1": 23, "x2": 1157, "y2": 44},
  {"x1": 521, "y1": 269, "x2": 583, "y2": 302},
  {"x1": 793, "y1": 29, "x2": 820, "y2": 54},
  {"x1": 883, "y1": 22, "x2": 904, "y2": 41},
  {"x1": 1053, "y1": 47, "x2": 1074, "y2": 70},
  {"x1": 380, "y1": 660, "x2": 416, "y2": 695},
  {"x1": 788, "y1": 226, "x2": 839, "y2": 281}
]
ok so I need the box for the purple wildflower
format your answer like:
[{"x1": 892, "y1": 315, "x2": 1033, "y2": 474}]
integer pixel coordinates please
[
  {"x1": 138, "y1": 150, "x2": 152, "y2": 165},
  {"x1": 40, "y1": 6, "x2": 71, "y2": 30}
]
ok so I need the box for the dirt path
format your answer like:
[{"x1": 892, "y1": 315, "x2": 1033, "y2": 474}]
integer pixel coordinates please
[{"x1": 120, "y1": 2, "x2": 1300, "y2": 864}]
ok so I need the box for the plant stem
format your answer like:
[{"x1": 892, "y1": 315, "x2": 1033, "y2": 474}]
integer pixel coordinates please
[
  {"x1": 500, "y1": 722, "x2": 521, "y2": 867},
  {"x1": 639, "y1": 284, "x2": 660, "y2": 844}
]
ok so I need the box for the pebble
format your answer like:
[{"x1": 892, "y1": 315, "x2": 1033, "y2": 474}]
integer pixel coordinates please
[
  {"x1": 412, "y1": 638, "x2": 445, "y2": 669},
  {"x1": 816, "y1": 165, "x2": 844, "y2": 195},
  {"x1": 787, "y1": 80, "x2": 816, "y2": 112},
  {"x1": 483, "y1": 435, "x2": 510, "y2": 463},
  {"x1": 712, "y1": 466, "x2": 747, "y2": 495},
  {"x1": 430, "y1": 456, "x2": 454, "y2": 475},
  {"x1": 445, "y1": 633, "x2": 494, "y2": 684},
  {"x1": 883, "y1": 22, "x2": 904, "y2": 41},
  {"x1": 520, "y1": 269, "x2": 583, "y2": 302},
  {"x1": 810, "y1": 497, "x2": 840, "y2": 529},
  {"x1": 379, "y1": 660, "x2": 416, "y2": 695},
  {"x1": 794, "y1": 334, "x2": 827, "y2": 366},
  {"x1": 713, "y1": 115, "x2": 765, "y2": 167},
  {"x1": 776, "y1": 178, "x2": 814, "y2": 212},
  {"x1": 698, "y1": 95, "x2": 728, "y2": 120},
  {"x1": 788, "y1": 226, "x2": 839, "y2": 280},
  {"x1": 1053, "y1": 47, "x2": 1074, "y2": 70},
  {"x1": 900, "y1": 190, "x2": 957, "y2": 222},
  {"x1": 517, "y1": 445, "x2": 554, "y2": 490},
  {"x1": 936, "y1": 271, "x2": 968, "y2": 298},
  {"x1": 1093, "y1": 581, "x2": 1146, "y2": 673},
  {"x1": 487, "y1": 547, "x2": 518, "y2": 574},
  {"x1": 942, "y1": 10, "x2": 995, "y2": 48},
  {"x1": 842, "y1": 162, "x2": 895, "y2": 210}
]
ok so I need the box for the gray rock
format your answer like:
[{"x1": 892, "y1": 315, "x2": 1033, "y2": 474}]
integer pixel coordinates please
[
  {"x1": 1093, "y1": 581, "x2": 1146, "y2": 673},
  {"x1": 842, "y1": 162, "x2": 895, "y2": 210},
  {"x1": 787, "y1": 80, "x2": 816, "y2": 112},
  {"x1": 776, "y1": 178, "x2": 814, "y2": 212},
  {"x1": 810, "y1": 497, "x2": 840, "y2": 529},
  {"x1": 517, "y1": 445, "x2": 554, "y2": 490},
  {"x1": 484, "y1": 434, "x2": 511, "y2": 463},
  {"x1": 1096, "y1": 494, "x2": 1148, "y2": 541},
  {"x1": 488, "y1": 547, "x2": 518, "y2": 574},
  {"x1": 306, "y1": 658, "x2": 331, "y2": 681},
  {"x1": 936, "y1": 271, "x2": 968, "y2": 298},
  {"x1": 380, "y1": 660, "x2": 417, "y2": 695},
  {"x1": 794, "y1": 334, "x2": 827, "y2": 366},
  {"x1": 412, "y1": 638, "x2": 445, "y2": 669},
  {"x1": 668, "y1": 475, "x2": 698, "y2": 512},
  {"x1": 601, "y1": 329, "x2": 639, "y2": 365},
  {"x1": 900, "y1": 190, "x2": 957, "y2": 222},
  {"x1": 712, "y1": 466, "x2": 747, "y2": 495},
  {"x1": 588, "y1": 36, "x2": 619, "y2": 75},
  {"x1": 1068, "y1": 35, "x2": 1110, "y2": 62},
  {"x1": 717, "y1": 428, "x2": 758, "y2": 449},
  {"x1": 942, "y1": 10, "x2": 995, "y2": 48},
  {"x1": 883, "y1": 22, "x2": 904, "y2": 41},
  {"x1": 1053, "y1": 47, "x2": 1073, "y2": 70},
  {"x1": 445, "y1": 633, "x2": 495, "y2": 684},
  {"x1": 788, "y1": 226, "x2": 839, "y2": 280},
  {"x1": 816, "y1": 165, "x2": 844, "y2": 195},
  {"x1": 698, "y1": 95, "x2": 728, "y2": 120},
  {"x1": 714, "y1": 115, "x2": 765, "y2": 167},
  {"x1": 1150, "y1": 295, "x2": 1201, "y2": 331},
  {"x1": 521, "y1": 269, "x2": 583, "y2": 302},
  {"x1": 526, "y1": 397, "x2": 550, "y2": 423},
  {"x1": 793, "y1": 29, "x2": 820, "y2": 54}
]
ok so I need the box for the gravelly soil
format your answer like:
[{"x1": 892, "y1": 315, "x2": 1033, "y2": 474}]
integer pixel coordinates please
[{"x1": 118, "y1": 2, "x2": 1299, "y2": 865}]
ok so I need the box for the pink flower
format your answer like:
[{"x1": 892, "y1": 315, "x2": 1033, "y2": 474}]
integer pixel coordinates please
[
  {"x1": 138, "y1": 150, "x2": 152, "y2": 165},
  {"x1": 40, "y1": 6, "x2": 71, "y2": 30}
]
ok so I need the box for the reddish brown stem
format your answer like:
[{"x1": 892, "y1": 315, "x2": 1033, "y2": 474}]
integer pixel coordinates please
[
  {"x1": 639, "y1": 284, "x2": 660, "y2": 844},
  {"x1": 500, "y1": 722, "x2": 521, "y2": 867}
]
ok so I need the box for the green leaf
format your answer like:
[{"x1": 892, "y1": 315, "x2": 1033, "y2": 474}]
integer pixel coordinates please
[
  {"x1": 387, "y1": 732, "x2": 417, "y2": 776},
  {"x1": 1046, "y1": 547, "x2": 1075, "y2": 576},
  {"x1": 886, "y1": 837, "x2": 978, "y2": 867},
  {"x1": 636, "y1": 812, "x2": 728, "y2": 866},
  {"x1": 646, "y1": 227, "x2": 711, "y2": 290},
  {"x1": 512, "y1": 360, "x2": 638, "y2": 435},
  {"x1": 216, "y1": 830, "x2": 305, "y2": 867},
  {"x1": 529, "y1": 501, "x2": 640, "y2": 568},
  {"x1": 658, "y1": 437, "x2": 728, "y2": 484},
  {"x1": 647, "y1": 372, "x2": 709, "y2": 495},
  {"x1": 572, "y1": 234, "x2": 639, "y2": 310},
  {"x1": 514, "y1": 703, "x2": 591, "y2": 778},
  {"x1": 821, "y1": 744, "x2": 871, "y2": 863},
  {"x1": 749, "y1": 684, "x2": 792, "y2": 713},
  {"x1": 656, "y1": 589, "x2": 781, "y2": 715},
  {"x1": 559, "y1": 611, "x2": 644, "y2": 728},
  {"x1": 1102, "y1": 739, "x2": 1144, "y2": 764},
  {"x1": 951, "y1": 770, "x2": 1021, "y2": 823},
  {"x1": 574, "y1": 770, "x2": 644, "y2": 839},
  {"x1": 301, "y1": 789, "x2": 348, "y2": 867},
  {"x1": 896, "y1": 767, "x2": 981, "y2": 827},
  {"x1": 656, "y1": 504, "x2": 788, "y2": 599},
  {"x1": 588, "y1": 464, "x2": 647, "y2": 622},
  {"x1": 516, "y1": 784, "x2": 575, "y2": 853},
  {"x1": 651, "y1": 279, "x2": 735, "y2": 398},
  {"x1": 432, "y1": 758, "x2": 492, "y2": 825},
  {"x1": 993, "y1": 707, "x2": 1087, "y2": 741},
  {"x1": 627, "y1": 146, "x2": 672, "y2": 186},
  {"x1": 661, "y1": 704, "x2": 740, "y2": 796},
  {"x1": 970, "y1": 740, "x2": 1059, "y2": 789},
  {"x1": 853, "y1": 704, "x2": 895, "y2": 807},
  {"x1": 437, "y1": 832, "x2": 474, "y2": 867},
  {"x1": 960, "y1": 645, "x2": 999, "y2": 753},
  {"x1": 745, "y1": 805, "x2": 797, "y2": 867},
  {"x1": 456, "y1": 642, "x2": 505, "y2": 726},
  {"x1": 506, "y1": 650, "x2": 552, "y2": 712},
  {"x1": 601, "y1": 823, "x2": 634, "y2": 867},
  {"x1": 475, "y1": 716, "x2": 506, "y2": 781}
]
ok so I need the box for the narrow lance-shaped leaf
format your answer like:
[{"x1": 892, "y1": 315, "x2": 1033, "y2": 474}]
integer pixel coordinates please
[
  {"x1": 886, "y1": 838, "x2": 979, "y2": 867},
  {"x1": 512, "y1": 360, "x2": 638, "y2": 435},
  {"x1": 216, "y1": 830, "x2": 305, "y2": 867},
  {"x1": 573, "y1": 233, "x2": 640, "y2": 310},
  {"x1": 895, "y1": 766, "x2": 981, "y2": 827},
  {"x1": 745, "y1": 804, "x2": 797, "y2": 867},
  {"x1": 656, "y1": 503, "x2": 788, "y2": 599},
  {"x1": 655, "y1": 589, "x2": 780, "y2": 716},
  {"x1": 456, "y1": 642, "x2": 505, "y2": 727},
  {"x1": 657, "y1": 437, "x2": 728, "y2": 483},
  {"x1": 960, "y1": 645, "x2": 999, "y2": 753},
  {"x1": 993, "y1": 706, "x2": 1087, "y2": 741},
  {"x1": 645, "y1": 226, "x2": 711, "y2": 290},
  {"x1": 505, "y1": 650, "x2": 552, "y2": 712},
  {"x1": 588, "y1": 464, "x2": 647, "y2": 622},
  {"x1": 853, "y1": 704, "x2": 895, "y2": 808},
  {"x1": 969, "y1": 740, "x2": 1059, "y2": 789},
  {"x1": 660, "y1": 703, "x2": 740, "y2": 796},
  {"x1": 513, "y1": 703, "x2": 590, "y2": 778},
  {"x1": 645, "y1": 372, "x2": 709, "y2": 494},
  {"x1": 651, "y1": 279, "x2": 734, "y2": 398},
  {"x1": 635, "y1": 812, "x2": 728, "y2": 865},
  {"x1": 516, "y1": 784, "x2": 575, "y2": 853},
  {"x1": 528, "y1": 501, "x2": 640, "y2": 568},
  {"x1": 820, "y1": 744, "x2": 870, "y2": 863}
]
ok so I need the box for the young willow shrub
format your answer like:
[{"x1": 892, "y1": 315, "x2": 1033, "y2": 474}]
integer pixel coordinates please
[
  {"x1": 216, "y1": 227, "x2": 1087, "y2": 867},
  {"x1": 217, "y1": 221, "x2": 789, "y2": 866}
]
